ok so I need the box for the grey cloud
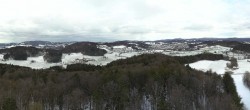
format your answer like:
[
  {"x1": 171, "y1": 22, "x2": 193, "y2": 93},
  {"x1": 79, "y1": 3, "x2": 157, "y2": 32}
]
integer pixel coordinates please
[
  {"x1": 0, "y1": 18, "x2": 126, "y2": 42},
  {"x1": 112, "y1": 26, "x2": 152, "y2": 34},
  {"x1": 183, "y1": 24, "x2": 213, "y2": 31},
  {"x1": 1, "y1": 0, "x2": 250, "y2": 43},
  {"x1": 233, "y1": 22, "x2": 250, "y2": 31},
  {"x1": 219, "y1": 32, "x2": 238, "y2": 37}
]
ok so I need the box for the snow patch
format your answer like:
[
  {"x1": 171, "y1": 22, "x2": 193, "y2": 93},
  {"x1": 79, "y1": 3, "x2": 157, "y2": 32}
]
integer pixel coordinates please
[
  {"x1": 0, "y1": 55, "x2": 61, "y2": 69},
  {"x1": 0, "y1": 54, "x2": 4, "y2": 60},
  {"x1": 113, "y1": 45, "x2": 126, "y2": 49},
  {"x1": 189, "y1": 60, "x2": 229, "y2": 74},
  {"x1": 62, "y1": 53, "x2": 84, "y2": 65},
  {"x1": 5, "y1": 44, "x2": 32, "y2": 48}
]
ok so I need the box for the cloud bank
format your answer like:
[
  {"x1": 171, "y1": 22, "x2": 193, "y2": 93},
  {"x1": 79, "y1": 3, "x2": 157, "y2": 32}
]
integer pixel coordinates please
[{"x1": 0, "y1": 0, "x2": 250, "y2": 42}]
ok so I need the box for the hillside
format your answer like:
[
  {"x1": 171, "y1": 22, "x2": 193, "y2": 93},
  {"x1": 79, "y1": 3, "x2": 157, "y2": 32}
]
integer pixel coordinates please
[{"x1": 63, "y1": 42, "x2": 107, "y2": 56}]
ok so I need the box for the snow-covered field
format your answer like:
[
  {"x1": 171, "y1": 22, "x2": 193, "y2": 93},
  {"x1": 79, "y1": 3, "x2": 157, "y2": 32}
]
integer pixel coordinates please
[
  {"x1": 0, "y1": 51, "x2": 140, "y2": 69},
  {"x1": 0, "y1": 54, "x2": 3, "y2": 60},
  {"x1": 161, "y1": 45, "x2": 231, "y2": 57},
  {"x1": 0, "y1": 55, "x2": 61, "y2": 69},
  {"x1": 62, "y1": 52, "x2": 140, "y2": 66},
  {"x1": 62, "y1": 53, "x2": 85, "y2": 64},
  {"x1": 189, "y1": 60, "x2": 250, "y2": 110},
  {"x1": 0, "y1": 45, "x2": 244, "y2": 69},
  {"x1": 0, "y1": 45, "x2": 245, "y2": 69},
  {"x1": 189, "y1": 60, "x2": 229, "y2": 74}
]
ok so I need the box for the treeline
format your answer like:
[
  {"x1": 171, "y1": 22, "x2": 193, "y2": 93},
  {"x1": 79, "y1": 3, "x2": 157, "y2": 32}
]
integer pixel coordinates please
[
  {"x1": 233, "y1": 43, "x2": 250, "y2": 53},
  {"x1": 223, "y1": 72, "x2": 243, "y2": 108},
  {"x1": 0, "y1": 42, "x2": 108, "y2": 63},
  {"x1": 0, "y1": 54, "x2": 243, "y2": 110},
  {"x1": 43, "y1": 49, "x2": 62, "y2": 63},
  {"x1": 204, "y1": 41, "x2": 241, "y2": 48},
  {"x1": 49, "y1": 64, "x2": 102, "y2": 72},
  {"x1": 63, "y1": 42, "x2": 107, "y2": 56},
  {"x1": 107, "y1": 53, "x2": 226, "y2": 67},
  {"x1": 174, "y1": 53, "x2": 227, "y2": 64},
  {"x1": 0, "y1": 46, "x2": 42, "y2": 60}
]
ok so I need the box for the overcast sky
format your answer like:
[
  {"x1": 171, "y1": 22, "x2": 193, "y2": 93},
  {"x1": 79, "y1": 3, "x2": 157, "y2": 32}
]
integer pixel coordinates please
[{"x1": 0, "y1": 0, "x2": 250, "y2": 42}]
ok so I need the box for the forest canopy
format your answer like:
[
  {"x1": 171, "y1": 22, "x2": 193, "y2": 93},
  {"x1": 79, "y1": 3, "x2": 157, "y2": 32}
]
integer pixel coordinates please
[{"x1": 0, "y1": 53, "x2": 242, "y2": 110}]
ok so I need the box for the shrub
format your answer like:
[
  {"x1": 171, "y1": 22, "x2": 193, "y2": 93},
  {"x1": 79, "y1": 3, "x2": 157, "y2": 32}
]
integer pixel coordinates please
[
  {"x1": 227, "y1": 57, "x2": 238, "y2": 69},
  {"x1": 243, "y1": 71, "x2": 250, "y2": 89},
  {"x1": 43, "y1": 50, "x2": 62, "y2": 63}
]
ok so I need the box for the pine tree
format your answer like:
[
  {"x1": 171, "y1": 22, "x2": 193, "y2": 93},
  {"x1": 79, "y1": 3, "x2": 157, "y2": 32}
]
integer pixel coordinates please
[
  {"x1": 2, "y1": 98, "x2": 17, "y2": 110},
  {"x1": 223, "y1": 72, "x2": 243, "y2": 109}
]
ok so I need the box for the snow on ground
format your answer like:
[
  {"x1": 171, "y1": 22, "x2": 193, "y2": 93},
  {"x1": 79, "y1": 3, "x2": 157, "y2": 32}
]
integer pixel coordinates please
[
  {"x1": 189, "y1": 60, "x2": 229, "y2": 74},
  {"x1": 62, "y1": 53, "x2": 84, "y2": 64},
  {"x1": 189, "y1": 60, "x2": 250, "y2": 110},
  {"x1": 113, "y1": 45, "x2": 126, "y2": 49},
  {"x1": 0, "y1": 45, "x2": 243, "y2": 70},
  {"x1": 98, "y1": 45, "x2": 112, "y2": 53},
  {"x1": 0, "y1": 51, "x2": 140, "y2": 69},
  {"x1": 61, "y1": 52, "x2": 129, "y2": 66},
  {"x1": 84, "y1": 52, "x2": 140, "y2": 65},
  {"x1": 232, "y1": 75, "x2": 250, "y2": 110},
  {"x1": 234, "y1": 60, "x2": 250, "y2": 73},
  {"x1": 199, "y1": 45, "x2": 231, "y2": 54},
  {"x1": 61, "y1": 52, "x2": 140, "y2": 66},
  {"x1": 0, "y1": 56, "x2": 61, "y2": 69},
  {"x1": 161, "y1": 45, "x2": 232, "y2": 57},
  {"x1": 0, "y1": 54, "x2": 3, "y2": 60},
  {"x1": 5, "y1": 44, "x2": 32, "y2": 48}
]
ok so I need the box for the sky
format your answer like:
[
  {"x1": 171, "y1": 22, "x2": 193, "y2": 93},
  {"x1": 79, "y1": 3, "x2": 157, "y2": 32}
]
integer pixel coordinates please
[{"x1": 0, "y1": 0, "x2": 250, "y2": 43}]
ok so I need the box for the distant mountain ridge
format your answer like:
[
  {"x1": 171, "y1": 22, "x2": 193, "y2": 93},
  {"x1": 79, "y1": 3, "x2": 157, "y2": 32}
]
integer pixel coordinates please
[
  {"x1": 157, "y1": 38, "x2": 250, "y2": 42},
  {"x1": 1, "y1": 38, "x2": 250, "y2": 45},
  {"x1": 21, "y1": 41, "x2": 52, "y2": 46}
]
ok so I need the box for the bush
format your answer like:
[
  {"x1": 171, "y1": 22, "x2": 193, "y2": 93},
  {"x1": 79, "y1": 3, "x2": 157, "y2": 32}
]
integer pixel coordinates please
[
  {"x1": 243, "y1": 71, "x2": 250, "y2": 89},
  {"x1": 227, "y1": 57, "x2": 238, "y2": 69},
  {"x1": 12, "y1": 51, "x2": 28, "y2": 60},
  {"x1": 3, "y1": 53, "x2": 11, "y2": 60},
  {"x1": 43, "y1": 50, "x2": 62, "y2": 63}
]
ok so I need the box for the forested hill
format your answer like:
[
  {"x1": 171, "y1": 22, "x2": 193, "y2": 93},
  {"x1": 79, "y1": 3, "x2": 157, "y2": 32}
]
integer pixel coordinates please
[
  {"x1": 107, "y1": 53, "x2": 225, "y2": 67},
  {"x1": 0, "y1": 54, "x2": 242, "y2": 110}
]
